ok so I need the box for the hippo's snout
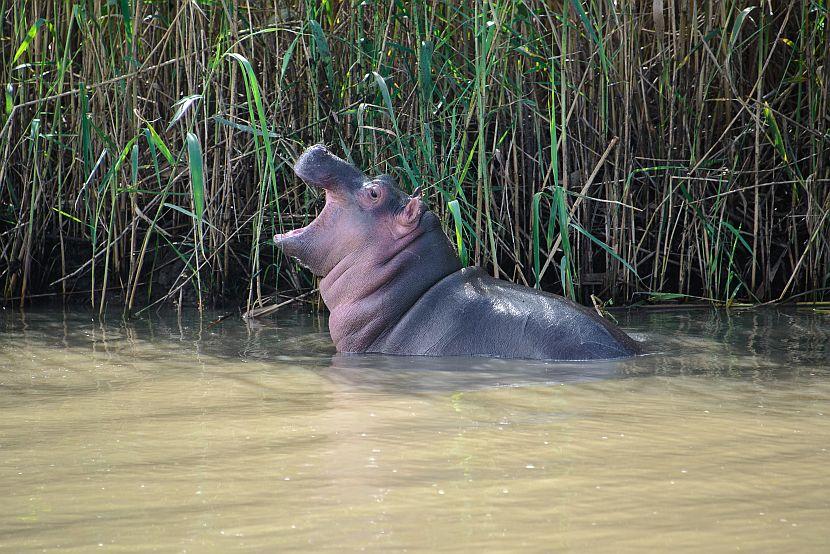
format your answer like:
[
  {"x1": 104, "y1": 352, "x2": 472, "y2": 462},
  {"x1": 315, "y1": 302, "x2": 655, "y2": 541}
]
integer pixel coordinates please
[{"x1": 294, "y1": 144, "x2": 366, "y2": 192}]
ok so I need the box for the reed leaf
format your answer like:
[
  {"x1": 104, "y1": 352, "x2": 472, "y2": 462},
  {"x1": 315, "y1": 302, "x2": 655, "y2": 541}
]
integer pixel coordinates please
[
  {"x1": 167, "y1": 95, "x2": 203, "y2": 132},
  {"x1": 447, "y1": 199, "x2": 468, "y2": 267},
  {"x1": 13, "y1": 18, "x2": 52, "y2": 64},
  {"x1": 185, "y1": 132, "x2": 205, "y2": 225}
]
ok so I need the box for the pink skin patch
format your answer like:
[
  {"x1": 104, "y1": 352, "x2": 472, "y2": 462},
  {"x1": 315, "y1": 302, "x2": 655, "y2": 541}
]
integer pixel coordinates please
[{"x1": 274, "y1": 226, "x2": 308, "y2": 241}]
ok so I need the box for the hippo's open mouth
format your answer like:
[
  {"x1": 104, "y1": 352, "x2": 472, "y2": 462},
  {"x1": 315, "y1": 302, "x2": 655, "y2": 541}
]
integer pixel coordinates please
[{"x1": 271, "y1": 205, "x2": 327, "y2": 275}]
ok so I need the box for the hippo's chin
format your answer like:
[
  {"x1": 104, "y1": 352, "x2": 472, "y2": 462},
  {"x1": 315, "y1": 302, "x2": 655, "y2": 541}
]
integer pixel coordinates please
[
  {"x1": 273, "y1": 232, "x2": 318, "y2": 275},
  {"x1": 273, "y1": 222, "x2": 312, "y2": 257}
]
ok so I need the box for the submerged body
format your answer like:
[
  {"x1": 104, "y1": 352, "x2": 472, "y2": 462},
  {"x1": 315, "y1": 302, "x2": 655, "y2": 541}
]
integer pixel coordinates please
[{"x1": 275, "y1": 144, "x2": 640, "y2": 361}]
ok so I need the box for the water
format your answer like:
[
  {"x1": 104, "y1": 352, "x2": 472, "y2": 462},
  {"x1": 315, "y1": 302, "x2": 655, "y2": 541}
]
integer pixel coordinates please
[{"x1": 1, "y1": 306, "x2": 828, "y2": 552}]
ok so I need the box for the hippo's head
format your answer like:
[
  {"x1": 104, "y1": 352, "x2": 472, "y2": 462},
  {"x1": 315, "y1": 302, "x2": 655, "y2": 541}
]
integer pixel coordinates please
[{"x1": 274, "y1": 144, "x2": 426, "y2": 276}]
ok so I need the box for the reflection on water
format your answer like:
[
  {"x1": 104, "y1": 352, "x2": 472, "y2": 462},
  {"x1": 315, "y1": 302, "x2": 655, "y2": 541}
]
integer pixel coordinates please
[{"x1": 0, "y1": 306, "x2": 828, "y2": 552}]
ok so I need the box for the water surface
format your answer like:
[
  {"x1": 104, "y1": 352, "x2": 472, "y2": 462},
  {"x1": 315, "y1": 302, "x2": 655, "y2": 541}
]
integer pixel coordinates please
[{"x1": 1, "y1": 306, "x2": 828, "y2": 552}]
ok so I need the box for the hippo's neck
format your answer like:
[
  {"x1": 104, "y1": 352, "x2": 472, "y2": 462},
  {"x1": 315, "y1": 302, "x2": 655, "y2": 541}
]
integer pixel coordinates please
[{"x1": 320, "y1": 215, "x2": 461, "y2": 352}]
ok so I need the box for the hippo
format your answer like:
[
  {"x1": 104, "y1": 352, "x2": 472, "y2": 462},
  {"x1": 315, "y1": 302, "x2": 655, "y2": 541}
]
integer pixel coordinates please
[{"x1": 274, "y1": 144, "x2": 640, "y2": 361}]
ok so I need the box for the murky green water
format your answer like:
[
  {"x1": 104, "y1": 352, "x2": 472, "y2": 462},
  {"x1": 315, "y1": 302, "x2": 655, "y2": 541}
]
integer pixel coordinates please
[{"x1": 1, "y1": 306, "x2": 828, "y2": 552}]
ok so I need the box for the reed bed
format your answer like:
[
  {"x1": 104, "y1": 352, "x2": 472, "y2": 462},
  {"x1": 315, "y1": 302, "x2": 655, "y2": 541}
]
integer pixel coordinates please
[{"x1": 1, "y1": 0, "x2": 828, "y2": 313}]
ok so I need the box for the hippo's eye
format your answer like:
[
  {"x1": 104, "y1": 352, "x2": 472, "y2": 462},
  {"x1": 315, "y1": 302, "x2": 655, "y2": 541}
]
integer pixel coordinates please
[{"x1": 369, "y1": 188, "x2": 379, "y2": 199}]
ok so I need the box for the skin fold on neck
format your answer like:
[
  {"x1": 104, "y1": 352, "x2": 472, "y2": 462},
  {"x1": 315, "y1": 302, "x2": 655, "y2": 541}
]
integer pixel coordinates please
[{"x1": 319, "y1": 214, "x2": 461, "y2": 352}]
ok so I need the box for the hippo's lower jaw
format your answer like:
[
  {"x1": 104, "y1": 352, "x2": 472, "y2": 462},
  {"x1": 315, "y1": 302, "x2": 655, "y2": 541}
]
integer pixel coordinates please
[{"x1": 273, "y1": 224, "x2": 312, "y2": 263}]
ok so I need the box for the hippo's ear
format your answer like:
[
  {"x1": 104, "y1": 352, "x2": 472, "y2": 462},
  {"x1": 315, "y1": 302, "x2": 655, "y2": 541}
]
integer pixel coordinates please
[
  {"x1": 395, "y1": 196, "x2": 424, "y2": 236},
  {"x1": 410, "y1": 186, "x2": 422, "y2": 199}
]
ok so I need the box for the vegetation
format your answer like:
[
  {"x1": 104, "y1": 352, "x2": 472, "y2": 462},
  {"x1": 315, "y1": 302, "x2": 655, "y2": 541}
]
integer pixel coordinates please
[{"x1": 1, "y1": 0, "x2": 828, "y2": 314}]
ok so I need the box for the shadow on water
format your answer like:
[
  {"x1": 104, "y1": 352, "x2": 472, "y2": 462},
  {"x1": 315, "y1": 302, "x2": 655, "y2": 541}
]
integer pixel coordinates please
[
  {"x1": 1, "y1": 305, "x2": 828, "y2": 396},
  {"x1": 325, "y1": 353, "x2": 635, "y2": 392}
]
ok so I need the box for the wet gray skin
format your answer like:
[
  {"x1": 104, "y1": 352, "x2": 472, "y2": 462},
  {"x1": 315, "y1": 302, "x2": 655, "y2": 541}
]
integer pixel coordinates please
[{"x1": 274, "y1": 144, "x2": 640, "y2": 360}]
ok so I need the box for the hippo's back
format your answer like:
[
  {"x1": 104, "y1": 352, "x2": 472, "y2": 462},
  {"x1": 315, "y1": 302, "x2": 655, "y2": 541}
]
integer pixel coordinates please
[{"x1": 371, "y1": 267, "x2": 639, "y2": 360}]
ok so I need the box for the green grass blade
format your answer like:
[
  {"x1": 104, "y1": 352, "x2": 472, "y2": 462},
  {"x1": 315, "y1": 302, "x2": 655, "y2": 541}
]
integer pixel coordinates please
[
  {"x1": 447, "y1": 199, "x2": 467, "y2": 267},
  {"x1": 721, "y1": 221, "x2": 753, "y2": 255},
  {"x1": 4, "y1": 84, "x2": 12, "y2": 115},
  {"x1": 145, "y1": 121, "x2": 175, "y2": 165},
  {"x1": 762, "y1": 103, "x2": 789, "y2": 162},
  {"x1": 568, "y1": 0, "x2": 608, "y2": 75},
  {"x1": 371, "y1": 71, "x2": 417, "y2": 189},
  {"x1": 570, "y1": 221, "x2": 639, "y2": 277},
  {"x1": 185, "y1": 132, "x2": 205, "y2": 224},
  {"x1": 728, "y1": 7, "x2": 756, "y2": 56},
  {"x1": 552, "y1": 186, "x2": 574, "y2": 298},
  {"x1": 130, "y1": 142, "x2": 139, "y2": 187},
  {"x1": 309, "y1": 20, "x2": 335, "y2": 91},
  {"x1": 167, "y1": 94, "x2": 203, "y2": 131},
  {"x1": 116, "y1": 0, "x2": 133, "y2": 40},
  {"x1": 418, "y1": 40, "x2": 435, "y2": 102},
  {"x1": 532, "y1": 191, "x2": 542, "y2": 288},
  {"x1": 280, "y1": 33, "x2": 301, "y2": 82},
  {"x1": 51, "y1": 207, "x2": 85, "y2": 226},
  {"x1": 162, "y1": 202, "x2": 219, "y2": 233},
  {"x1": 13, "y1": 18, "x2": 52, "y2": 64}
]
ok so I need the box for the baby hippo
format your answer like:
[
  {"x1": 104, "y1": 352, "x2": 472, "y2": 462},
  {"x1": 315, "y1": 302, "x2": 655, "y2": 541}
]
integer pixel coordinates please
[{"x1": 274, "y1": 144, "x2": 640, "y2": 360}]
